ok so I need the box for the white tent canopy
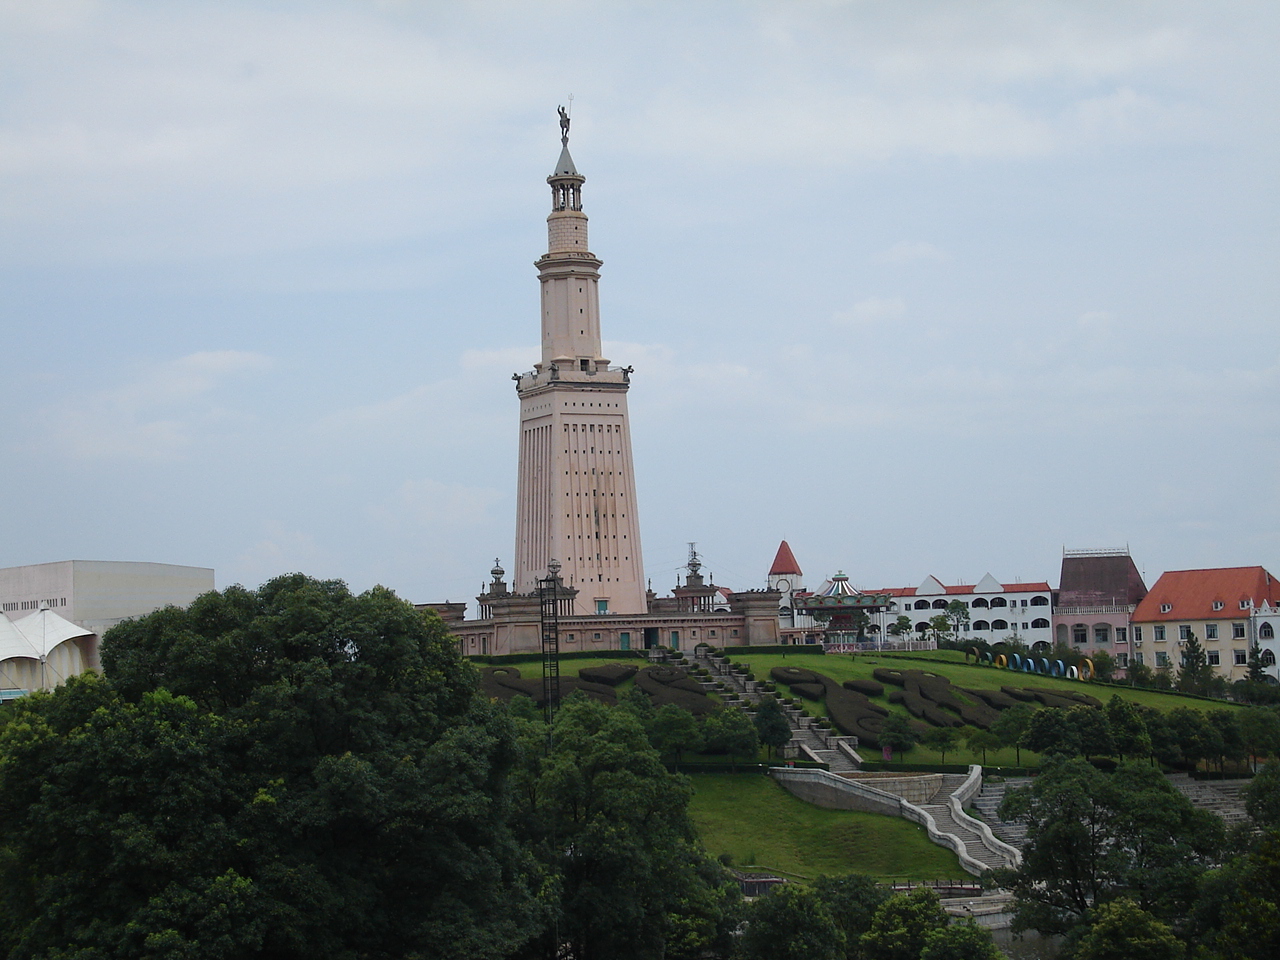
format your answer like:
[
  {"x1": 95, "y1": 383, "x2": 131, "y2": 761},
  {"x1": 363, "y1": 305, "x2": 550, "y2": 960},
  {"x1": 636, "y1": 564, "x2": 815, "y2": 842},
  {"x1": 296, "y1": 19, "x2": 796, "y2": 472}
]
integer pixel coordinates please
[{"x1": 0, "y1": 605, "x2": 97, "y2": 692}]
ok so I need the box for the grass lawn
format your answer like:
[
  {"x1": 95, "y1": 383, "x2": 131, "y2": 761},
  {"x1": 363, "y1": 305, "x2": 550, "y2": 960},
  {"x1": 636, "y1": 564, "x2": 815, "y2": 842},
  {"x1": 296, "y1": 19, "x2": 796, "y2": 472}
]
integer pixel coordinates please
[{"x1": 686, "y1": 772, "x2": 968, "y2": 881}]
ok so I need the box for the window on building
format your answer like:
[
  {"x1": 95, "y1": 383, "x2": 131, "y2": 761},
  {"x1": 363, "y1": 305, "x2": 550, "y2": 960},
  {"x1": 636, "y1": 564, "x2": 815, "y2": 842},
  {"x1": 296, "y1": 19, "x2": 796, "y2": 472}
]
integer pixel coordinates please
[
  {"x1": 1073, "y1": 625, "x2": 1088, "y2": 644},
  {"x1": 1031, "y1": 596, "x2": 1049, "y2": 606},
  {"x1": 1116, "y1": 653, "x2": 1129, "y2": 667},
  {"x1": 1160, "y1": 603, "x2": 1172, "y2": 613},
  {"x1": 1179, "y1": 625, "x2": 1192, "y2": 641},
  {"x1": 1263, "y1": 650, "x2": 1277, "y2": 667},
  {"x1": 1094, "y1": 625, "x2": 1110, "y2": 645},
  {"x1": 1156, "y1": 652, "x2": 1169, "y2": 668},
  {"x1": 596, "y1": 600, "x2": 608, "y2": 614},
  {"x1": 1022, "y1": 622, "x2": 1029, "y2": 630},
  {"x1": 1207, "y1": 650, "x2": 1220, "y2": 666},
  {"x1": 731, "y1": 629, "x2": 739, "y2": 637},
  {"x1": 973, "y1": 620, "x2": 990, "y2": 631},
  {"x1": 932, "y1": 599, "x2": 948, "y2": 610},
  {"x1": 1206, "y1": 623, "x2": 1218, "y2": 640},
  {"x1": 1032, "y1": 618, "x2": 1050, "y2": 629},
  {"x1": 1134, "y1": 625, "x2": 1143, "y2": 643},
  {"x1": 972, "y1": 598, "x2": 989, "y2": 608},
  {"x1": 1240, "y1": 600, "x2": 1252, "y2": 610},
  {"x1": 1154, "y1": 626, "x2": 1166, "y2": 642},
  {"x1": 914, "y1": 600, "x2": 930, "y2": 610},
  {"x1": 1134, "y1": 652, "x2": 1144, "y2": 666},
  {"x1": 1115, "y1": 627, "x2": 1127, "y2": 643},
  {"x1": 1233, "y1": 623, "x2": 1246, "y2": 639},
  {"x1": 593, "y1": 632, "x2": 601, "y2": 640},
  {"x1": 991, "y1": 597, "x2": 1008, "y2": 608},
  {"x1": 991, "y1": 619, "x2": 1009, "y2": 631},
  {"x1": 567, "y1": 633, "x2": 575, "y2": 641},
  {"x1": 1261, "y1": 623, "x2": 1275, "y2": 640},
  {"x1": 1213, "y1": 601, "x2": 1225, "y2": 611},
  {"x1": 709, "y1": 629, "x2": 717, "y2": 638},
  {"x1": 1235, "y1": 649, "x2": 1248, "y2": 666}
]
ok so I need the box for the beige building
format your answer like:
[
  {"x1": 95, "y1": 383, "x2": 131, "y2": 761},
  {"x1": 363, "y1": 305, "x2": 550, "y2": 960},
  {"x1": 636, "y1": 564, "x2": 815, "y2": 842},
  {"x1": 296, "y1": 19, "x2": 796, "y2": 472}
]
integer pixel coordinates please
[
  {"x1": 1130, "y1": 566, "x2": 1280, "y2": 681},
  {"x1": 0, "y1": 560, "x2": 214, "y2": 636},
  {"x1": 511, "y1": 129, "x2": 645, "y2": 615}
]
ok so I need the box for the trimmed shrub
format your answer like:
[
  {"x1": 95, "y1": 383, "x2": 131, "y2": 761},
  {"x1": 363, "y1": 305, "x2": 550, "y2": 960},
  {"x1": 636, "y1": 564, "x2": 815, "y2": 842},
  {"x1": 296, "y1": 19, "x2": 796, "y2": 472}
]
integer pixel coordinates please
[
  {"x1": 843, "y1": 678, "x2": 885, "y2": 698},
  {"x1": 578, "y1": 663, "x2": 639, "y2": 686},
  {"x1": 635, "y1": 665, "x2": 717, "y2": 715},
  {"x1": 790, "y1": 683, "x2": 825, "y2": 701}
]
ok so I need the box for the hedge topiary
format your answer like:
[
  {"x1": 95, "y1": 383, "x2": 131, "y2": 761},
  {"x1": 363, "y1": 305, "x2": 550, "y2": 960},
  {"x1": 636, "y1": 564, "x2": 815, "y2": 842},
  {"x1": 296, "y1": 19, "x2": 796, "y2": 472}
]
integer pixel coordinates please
[
  {"x1": 578, "y1": 663, "x2": 639, "y2": 686},
  {"x1": 635, "y1": 665, "x2": 717, "y2": 715},
  {"x1": 842, "y1": 679, "x2": 885, "y2": 698}
]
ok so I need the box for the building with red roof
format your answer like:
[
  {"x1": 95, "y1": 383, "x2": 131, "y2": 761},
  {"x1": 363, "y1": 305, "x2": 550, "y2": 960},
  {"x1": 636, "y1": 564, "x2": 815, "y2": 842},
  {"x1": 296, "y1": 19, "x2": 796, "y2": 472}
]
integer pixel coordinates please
[{"x1": 1131, "y1": 566, "x2": 1280, "y2": 681}]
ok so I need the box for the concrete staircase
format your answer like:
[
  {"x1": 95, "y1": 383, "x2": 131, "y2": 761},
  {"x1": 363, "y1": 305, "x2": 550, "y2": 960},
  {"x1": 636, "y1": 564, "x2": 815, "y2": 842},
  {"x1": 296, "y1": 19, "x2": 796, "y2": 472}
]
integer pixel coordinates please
[
  {"x1": 971, "y1": 778, "x2": 1033, "y2": 849},
  {"x1": 689, "y1": 648, "x2": 860, "y2": 773},
  {"x1": 1166, "y1": 774, "x2": 1251, "y2": 825},
  {"x1": 917, "y1": 775, "x2": 1016, "y2": 873}
]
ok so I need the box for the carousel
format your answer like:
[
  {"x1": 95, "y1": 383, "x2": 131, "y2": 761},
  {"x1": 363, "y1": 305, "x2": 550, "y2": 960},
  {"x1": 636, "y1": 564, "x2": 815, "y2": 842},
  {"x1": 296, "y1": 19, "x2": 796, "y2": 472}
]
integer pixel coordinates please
[{"x1": 792, "y1": 572, "x2": 893, "y2": 650}]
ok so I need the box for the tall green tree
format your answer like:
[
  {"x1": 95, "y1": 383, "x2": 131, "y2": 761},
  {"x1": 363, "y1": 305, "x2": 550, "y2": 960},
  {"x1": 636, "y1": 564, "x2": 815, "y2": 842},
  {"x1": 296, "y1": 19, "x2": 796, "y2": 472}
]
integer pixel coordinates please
[
  {"x1": 739, "y1": 885, "x2": 844, "y2": 960},
  {"x1": 510, "y1": 695, "x2": 738, "y2": 960},
  {"x1": 964, "y1": 728, "x2": 1001, "y2": 766},
  {"x1": 753, "y1": 695, "x2": 792, "y2": 759},
  {"x1": 1106, "y1": 695, "x2": 1152, "y2": 762},
  {"x1": 992, "y1": 757, "x2": 1223, "y2": 938},
  {"x1": 990, "y1": 702, "x2": 1036, "y2": 765},
  {"x1": 1074, "y1": 897, "x2": 1185, "y2": 960},
  {"x1": 649, "y1": 703, "x2": 703, "y2": 768},
  {"x1": 879, "y1": 713, "x2": 918, "y2": 761},
  {"x1": 922, "y1": 725, "x2": 961, "y2": 763},
  {"x1": 0, "y1": 575, "x2": 539, "y2": 960},
  {"x1": 859, "y1": 887, "x2": 948, "y2": 960},
  {"x1": 1239, "y1": 706, "x2": 1280, "y2": 773},
  {"x1": 919, "y1": 918, "x2": 1003, "y2": 960},
  {"x1": 945, "y1": 600, "x2": 971, "y2": 640},
  {"x1": 1177, "y1": 632, "x2": 1214, "y2": 696},
  {"x1": 809, "y1": 873, "x2": 889, "y2": 960},
  {"x1": 701, "y1": 706, "x2": 759, "y2": 770}
]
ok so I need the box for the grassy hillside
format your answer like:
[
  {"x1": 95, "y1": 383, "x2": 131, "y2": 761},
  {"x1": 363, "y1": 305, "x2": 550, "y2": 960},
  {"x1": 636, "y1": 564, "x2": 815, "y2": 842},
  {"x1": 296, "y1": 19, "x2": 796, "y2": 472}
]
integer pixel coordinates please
[{"x1": 686, "y1": 772, "x2": 967, "y2": 881}]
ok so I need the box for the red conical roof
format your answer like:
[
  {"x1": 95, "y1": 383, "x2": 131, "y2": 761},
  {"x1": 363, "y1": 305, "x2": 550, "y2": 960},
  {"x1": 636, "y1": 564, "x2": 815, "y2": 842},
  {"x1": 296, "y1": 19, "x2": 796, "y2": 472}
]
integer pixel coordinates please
[{"x1": 769, "y1": 540, "x2": 803, "y2": 577}]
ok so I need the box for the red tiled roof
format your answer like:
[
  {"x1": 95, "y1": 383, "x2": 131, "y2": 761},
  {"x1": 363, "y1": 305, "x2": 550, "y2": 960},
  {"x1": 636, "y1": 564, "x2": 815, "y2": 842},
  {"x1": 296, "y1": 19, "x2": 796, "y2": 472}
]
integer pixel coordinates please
[
  {"x1": 1132, "y1": 566, "x2": 1280, "y2": 622},
  {"x1": 769, "y1": 540, "x2": 803, "y2": 577},
  {"x1": 868, "y1": 583, "x2": 1052, "y2": 597}
]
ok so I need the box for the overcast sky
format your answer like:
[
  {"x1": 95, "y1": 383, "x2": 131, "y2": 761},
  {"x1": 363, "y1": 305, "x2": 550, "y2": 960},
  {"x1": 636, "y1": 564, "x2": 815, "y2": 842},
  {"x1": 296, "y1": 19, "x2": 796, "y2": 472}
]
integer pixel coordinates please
[{"x1": 2, "y1": 0, "x2": 1277, "y2": 609}]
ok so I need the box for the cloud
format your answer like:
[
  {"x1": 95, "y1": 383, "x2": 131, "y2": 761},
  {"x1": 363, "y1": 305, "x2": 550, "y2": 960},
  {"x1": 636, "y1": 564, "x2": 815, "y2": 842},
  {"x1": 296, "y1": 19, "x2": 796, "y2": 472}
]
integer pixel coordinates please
[
  {"x1": 833, "y1": 297, "x2": 907, "y2": 326},
  {"x1": 38, "y1": 350, "x2": 272, "y2": 460},
  {"x1": 878, "y1": 241, "x2": 951, "y2": 264},
  {"x1": 229, "y1": 524, "x2": 337, "y2": 589},
  {"x1": 373, "y1": 478, "x2": 505, "y2": 532}
]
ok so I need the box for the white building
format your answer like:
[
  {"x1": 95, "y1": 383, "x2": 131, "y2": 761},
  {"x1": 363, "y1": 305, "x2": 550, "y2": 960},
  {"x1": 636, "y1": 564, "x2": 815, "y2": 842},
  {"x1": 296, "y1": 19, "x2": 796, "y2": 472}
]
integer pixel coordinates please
[
  {"x1": 874, "y1": 573, "x2": 1055, "y2": 647},
  {"x1": 0, "y1": 560, "x2": 214, "y2": 637}
]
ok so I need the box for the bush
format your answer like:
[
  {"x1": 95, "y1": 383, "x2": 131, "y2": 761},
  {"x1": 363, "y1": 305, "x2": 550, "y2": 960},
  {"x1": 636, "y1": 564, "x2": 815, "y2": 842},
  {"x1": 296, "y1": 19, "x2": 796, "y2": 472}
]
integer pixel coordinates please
[
  {"x1": 843, "y1": 679, "x2": 885, "y2": 698},
  {"x1": 635, "y1": 666, "x2": 717, "y2": 715},
  {"x1": 578, "y1": 663, "x2": 639, "y2": 686}
]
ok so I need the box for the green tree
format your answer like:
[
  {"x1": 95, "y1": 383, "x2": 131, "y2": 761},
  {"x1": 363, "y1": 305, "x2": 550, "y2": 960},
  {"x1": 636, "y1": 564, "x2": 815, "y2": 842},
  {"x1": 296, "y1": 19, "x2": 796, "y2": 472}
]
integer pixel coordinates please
[
  {"x1": 928, "y1": 613, "x2": 952, "y2": 644},
  {"x1": 1023, "y1": 706, "x2": 1082, "y2": 757},
  {"x1": 809, "y1": 873, "x2": 889, "y2": 960},
  {"x1": 922, "y1": 725, "x2": 961, "y2": 763},
  {"x1": 919, "y1": 918, "x2": 1003, "y2": 960},
  {"x1": 990, "y1": 702, "x2": 1036, "y2": 766},
  {"x1": 650, "y1": 703, "x2": 703, "y2": 768},
  {"x1": 701, "y1": 706, "x2": 759, "y2": 770},
  {"x1": 1091, "y1": 649, "x2": 1117, "y2": 682},
  {"x1": 1106, "y1": 695, "x2": 1152, "y2": 762},
  {"x1": 945, "y1": 600, "x2": 971, "y2": 641},
  {"x1": 888, "y1": 615, "x2": 914, "y2": 643},
  {"x1": 1177, "y1": 632, "x2": 1214, "y2": 696},
  {"x1": 1247, "y1": 642, "x2": 1269, "y2": 683},
  {"x1": 1207, "y1": 709, "x2": 1246, "y2": 773},
  {"x1": 753, "y1": 695, "x2": 793, "y2": 759},
  {"x1": 1246, "y1": 760, "x2": 1280, "y2": 831},
  {"x1": 992, "y1": 757, "x2": 1223, "y2": 938},
  {"x1": 879, "y1": 713, "x2": 918, "y2": 760},
  {"x1": 739, "y1": 884, "x2": 844, "y2": 960},
  {"x1": 1128, "y1": 660, "x2": 1155, "y2": 688},
  {"x1": 1069, "y1": 704, "x2": 1114, "y2": 758},
  {"x1": 964, "y1": 728, "x2": 1001, "y2": 765},
  {"x1": 1215, "y1": 832, "x2": 1280, "y2": 960},
  {"x1": 1239, "y1": 705, "x2": 1280, "y2": 773},
  {"x1": 0, "y1": 576, "x2": 539, "y2": 960},
  {"x1": 511, "y1": 694, "x2": 738, "y2": 960},
  {"x1": 859, "y1": 887, "x2": 948, "y2": 960},
  {"x1": 1074, "y1": 897, "x2": 1185, "y2": 960}
]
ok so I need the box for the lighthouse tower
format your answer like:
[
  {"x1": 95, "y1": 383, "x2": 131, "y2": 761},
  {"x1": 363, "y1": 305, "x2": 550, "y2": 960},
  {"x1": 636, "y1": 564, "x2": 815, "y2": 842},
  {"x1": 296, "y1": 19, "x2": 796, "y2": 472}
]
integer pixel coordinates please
[{"x1": 511, "y1": 113, "x2": 647, "y2": 615}]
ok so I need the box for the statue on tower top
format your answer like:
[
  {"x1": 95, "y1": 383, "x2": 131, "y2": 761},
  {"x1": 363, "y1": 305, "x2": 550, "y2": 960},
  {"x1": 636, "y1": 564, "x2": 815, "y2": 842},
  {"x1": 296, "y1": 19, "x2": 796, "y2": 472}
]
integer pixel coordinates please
[{"x1": 558, "y1": 104, "x2": 570, "y2": 144}]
